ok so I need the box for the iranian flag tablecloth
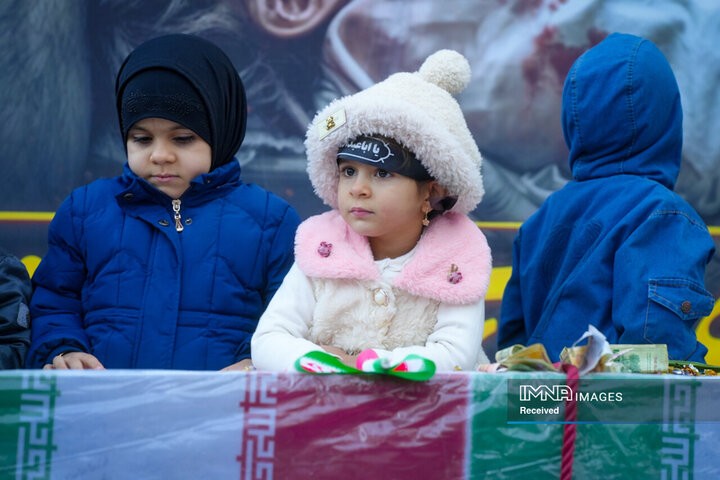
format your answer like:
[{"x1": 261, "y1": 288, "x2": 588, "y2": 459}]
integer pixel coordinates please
[{"x1": 1, "y1": 371, "x2": 718, "y2": 479}]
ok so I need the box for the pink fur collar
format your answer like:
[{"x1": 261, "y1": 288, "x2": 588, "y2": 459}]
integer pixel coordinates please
[{"x1": 295, "y1": 210, "x2": 492, "y2": 304}]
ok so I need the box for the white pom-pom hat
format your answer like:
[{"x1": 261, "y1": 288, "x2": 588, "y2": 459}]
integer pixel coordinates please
[{"x1": 305, "y1": 49, "x2": 484, "y2": 215}]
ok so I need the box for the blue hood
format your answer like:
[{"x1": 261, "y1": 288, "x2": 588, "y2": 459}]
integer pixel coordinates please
[{"x1": 562, "y1": 33, "x2": 682, "y2": 190}]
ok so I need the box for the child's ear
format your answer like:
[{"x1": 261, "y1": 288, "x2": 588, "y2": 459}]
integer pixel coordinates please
[
  {"x1": 427, "y1": 181, "x2": 448, "y2": 199},
  {"x1": 422, "y1": 181, "x2": 446, "y2": 213}
]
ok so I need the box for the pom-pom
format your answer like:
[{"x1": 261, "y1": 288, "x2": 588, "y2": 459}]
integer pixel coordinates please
[{"x1": 418, "y1": 49, "x2": 471, "y2": 95}]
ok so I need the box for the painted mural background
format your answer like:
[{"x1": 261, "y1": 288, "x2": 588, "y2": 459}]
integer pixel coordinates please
[{"x1": 1, "y1": 0, "x2": 719, "y2": 362}]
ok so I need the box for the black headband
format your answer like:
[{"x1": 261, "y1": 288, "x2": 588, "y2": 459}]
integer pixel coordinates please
[
  {"x1": 337, "y1": 135, "x2": 433, "y2": 181},
  {"x1": 120, "y1": 69, "x2": 211, "y2": 146}
]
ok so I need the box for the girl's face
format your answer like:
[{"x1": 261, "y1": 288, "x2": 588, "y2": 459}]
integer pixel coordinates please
[
  {"x1": 337, "y1": 159, "x2": 433, "y2": 259},
  {"x1": 127, "y1": 117, "x2": 212, "y2": 199}
]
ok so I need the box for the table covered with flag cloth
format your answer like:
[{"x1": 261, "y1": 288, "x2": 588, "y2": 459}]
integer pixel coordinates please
[{"x1": 1, "y1": 370, "x2": 718, "y2": 479}]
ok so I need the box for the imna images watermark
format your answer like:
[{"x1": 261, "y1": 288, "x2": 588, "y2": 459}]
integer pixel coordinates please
[
  {"x1": 519, "y1": 384, "x2": 623, "y2": 402},
  {"x1": 505, "y1": 377, "x2": 708, "y2": 424}
]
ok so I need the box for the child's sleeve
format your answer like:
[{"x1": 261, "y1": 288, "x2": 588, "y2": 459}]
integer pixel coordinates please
[
  {"x1": 252, "y1": 263, "x2": 321, "y2": 371},
  {"x1": 498, "y1": 230, "x2": 528, "y2": 349},
  {"x1": 261, "y1": 203, "x2": 302, "y2": 308},
  {"x1": 371, "y1": 299, "x2": 487, "y2": 371},
  {"x1": 0, "y1": 250, "x2": 32, "y2": 369},
  {"x1": 613, "y1": 211, "x2": 715, "y2": 362},
  {"x1": 26, "y1": 192, "x2": 91, "y2": 368}
]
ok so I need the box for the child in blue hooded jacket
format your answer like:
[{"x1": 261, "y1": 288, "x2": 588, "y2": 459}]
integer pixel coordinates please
[
  {"x1": 27, "y1": 34, "x2": 300, "y2": 370},
  {"x1": 499, "y1": 33, "x2": 715, "y2": 362}
]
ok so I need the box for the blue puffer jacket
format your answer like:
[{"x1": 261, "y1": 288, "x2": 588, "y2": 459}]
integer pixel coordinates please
[
  {"x1": 27, "y1": 161, "x2": 300, "y2": 369},
  {"x1": 499, "y1": 33, "x2": 715, "y2": 362}
]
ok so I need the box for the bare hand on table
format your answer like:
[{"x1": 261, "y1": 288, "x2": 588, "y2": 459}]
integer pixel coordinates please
[
  {"x1": 321, "y1": 345, "x2": 358, "y2": 369},
  {"x1": 220, "y1": 358, "x2": 255, "y2": 371},
  {"x1": 44, "y1": 352, "x2": 105, "y2": 370}
]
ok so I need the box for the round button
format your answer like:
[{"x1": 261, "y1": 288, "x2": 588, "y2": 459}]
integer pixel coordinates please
[
  {"x1": 372, "y1": 288, "x2": 389, "y2": 307},
  {"x1": 681, "y1": 301, "x2": 692, "y2": 314},
  {"x1": 123, "y1": 193, "x2": 134, "y2": 199},
  {"x1": 158, "y1": 219, "x2": 170, "y2": 227},
  {"x1": 185, "y1": 218, "x2": 193, "y2": 225}
]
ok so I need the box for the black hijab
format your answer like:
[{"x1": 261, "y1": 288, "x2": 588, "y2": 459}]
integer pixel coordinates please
[{"x1": 115, "y1": 34, "x2": 246, "y2": 171}]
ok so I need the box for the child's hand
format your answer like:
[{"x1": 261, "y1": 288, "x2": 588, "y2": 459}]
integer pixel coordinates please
[
  {"x1": 220, "y1": 358, "x2": 255, "y2": 371},
  {"x1": 321, "y1": 345, "x2": 358, "y2": 369},
  {"x1": 43, "y1": 352, "x2": 105, "y2": 370}
]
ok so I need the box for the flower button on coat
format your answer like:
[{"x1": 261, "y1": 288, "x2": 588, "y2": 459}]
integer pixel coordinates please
[
  {"x1": 447, "y1": 264, "x2": 463, "y2": 284},
  {"x1": 317, "y1": 241, "x2": 332, "y2": 257}
]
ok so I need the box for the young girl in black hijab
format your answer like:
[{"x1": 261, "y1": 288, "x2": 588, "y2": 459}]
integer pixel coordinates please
[{"x1": 27, "y1": 34, "x2": 300, "y2": 371}]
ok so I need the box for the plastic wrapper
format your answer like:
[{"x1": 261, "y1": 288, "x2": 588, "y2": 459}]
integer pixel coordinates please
[{"x1": 1, "y1": 370, "x2": 718, "y2": 479}]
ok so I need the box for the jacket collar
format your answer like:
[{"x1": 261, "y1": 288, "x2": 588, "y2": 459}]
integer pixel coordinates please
[
  {"x1": 295, "y1": 210, "x2": 492, "y2": 304},
  {"x1": 117, "y1": 160, "x2": 241, "y2": 207}
]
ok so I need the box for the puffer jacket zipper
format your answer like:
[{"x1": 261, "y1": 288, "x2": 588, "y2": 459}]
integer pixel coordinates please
[{"x1": 172, "y1": 199, "x2": 184, "y2": 232}]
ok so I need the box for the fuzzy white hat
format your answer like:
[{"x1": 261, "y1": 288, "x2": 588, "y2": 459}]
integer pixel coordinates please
[{"x1": 305, "y1": 49, "x2": 484, "y2": 215}]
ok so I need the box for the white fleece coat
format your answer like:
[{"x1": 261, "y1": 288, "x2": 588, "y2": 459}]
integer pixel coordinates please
[{"x1": 252, "y1": 210, "x2": 492, "y2": 372}]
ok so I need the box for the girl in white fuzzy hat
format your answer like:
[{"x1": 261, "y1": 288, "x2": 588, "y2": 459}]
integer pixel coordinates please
[{"x1": 252, "y1": 50, "x2": 492, "y2": 372}]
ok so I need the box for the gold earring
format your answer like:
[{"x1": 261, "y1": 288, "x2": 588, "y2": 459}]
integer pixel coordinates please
[{"x1": 422, "y1": 210, "x2": 430, "y2": 227}]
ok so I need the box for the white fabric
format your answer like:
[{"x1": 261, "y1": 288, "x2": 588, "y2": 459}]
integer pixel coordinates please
[
  {"x1": 252, "y1": 257, "x2": 488, "y2": 372},
  {"x1": 307, "y1": 246, "x2": 442, "y2": 354}
]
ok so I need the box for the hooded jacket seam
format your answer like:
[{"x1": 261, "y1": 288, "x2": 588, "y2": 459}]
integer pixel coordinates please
[
  {"x1": 622, "y1": 39, "x2": 644, "y2": 169},
  {"x1": 648, "y1": 209, "x2": 708, "y2": 231},
  {"x1": 570, "y1": 56, "x2": 584, "y2": 163}
]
